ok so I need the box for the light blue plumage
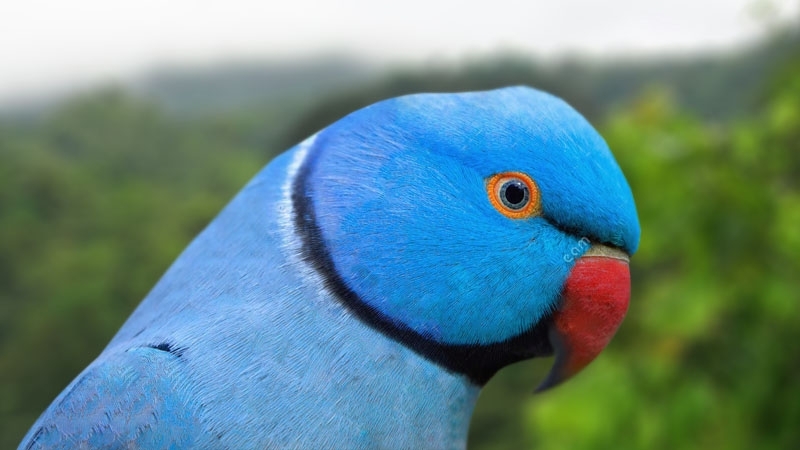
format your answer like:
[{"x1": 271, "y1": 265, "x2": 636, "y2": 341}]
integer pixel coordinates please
[{"x1": 20, "y1": 86, "x2": 640, "y2": 449}]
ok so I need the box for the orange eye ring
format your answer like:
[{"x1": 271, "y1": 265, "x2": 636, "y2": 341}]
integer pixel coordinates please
[{"x1": 486, "y1": 171, "x2": 541, "y2": 219}]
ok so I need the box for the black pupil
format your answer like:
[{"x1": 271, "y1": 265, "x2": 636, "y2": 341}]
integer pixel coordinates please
[{"x1": 501, "y1": 180, "x2": 528, "y2": 209}]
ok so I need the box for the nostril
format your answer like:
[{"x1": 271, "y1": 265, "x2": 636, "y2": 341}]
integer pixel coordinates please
[{"x1": 582, "y1": 244, "x2": 629, "y2": 263}]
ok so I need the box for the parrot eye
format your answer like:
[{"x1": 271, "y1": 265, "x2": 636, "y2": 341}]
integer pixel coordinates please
[
  {"x1": 486, "y1": 171, "x2": 541, "y2": 219},
  {"x1": 500, "y1": 180, "x2": 529, "y2": 209}
]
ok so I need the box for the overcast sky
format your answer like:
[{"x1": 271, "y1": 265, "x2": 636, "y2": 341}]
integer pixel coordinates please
[{"x1": 1, "y1": 0, "x2": 798, "y2": 104}]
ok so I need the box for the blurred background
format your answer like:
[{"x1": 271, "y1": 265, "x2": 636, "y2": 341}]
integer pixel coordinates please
[{"x1": 2, "y1": 1, "x2": 800, "y2": 449}]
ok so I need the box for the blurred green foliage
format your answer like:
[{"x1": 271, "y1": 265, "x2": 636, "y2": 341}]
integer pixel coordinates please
[{"x1": 2, "y1": 47, "x2": 799, "y2": 449}]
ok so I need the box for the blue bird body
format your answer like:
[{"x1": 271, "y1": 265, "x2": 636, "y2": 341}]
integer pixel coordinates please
[{"x1": 20, "y1": 87, "x2": 640, "y2": 449}]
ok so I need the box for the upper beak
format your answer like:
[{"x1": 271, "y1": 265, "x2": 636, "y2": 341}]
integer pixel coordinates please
[{"x1": 536, "y1": 244, "x2": 631, "y2": 392}]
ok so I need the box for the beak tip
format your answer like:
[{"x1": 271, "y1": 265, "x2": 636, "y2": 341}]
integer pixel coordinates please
[
  {"x1": 534, "y1": 328, "x2": 569, "y2": 393},
  {"x1": 533, "y1": 376, "x2": 560, "y2": 394}
]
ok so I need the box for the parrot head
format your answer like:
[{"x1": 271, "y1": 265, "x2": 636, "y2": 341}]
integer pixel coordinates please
[{"x1": 292, "y1": 86, "x2": 640, "y2": 389}]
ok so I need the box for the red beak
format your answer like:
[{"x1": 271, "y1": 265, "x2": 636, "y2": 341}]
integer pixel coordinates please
[{"x1": 536, "y1": 244, "x2": 631, "y2": 392}]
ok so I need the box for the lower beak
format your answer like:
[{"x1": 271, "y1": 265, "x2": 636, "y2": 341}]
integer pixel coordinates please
[{"x1": 536, "y1": 244, "x2": 631, "y2": 392}]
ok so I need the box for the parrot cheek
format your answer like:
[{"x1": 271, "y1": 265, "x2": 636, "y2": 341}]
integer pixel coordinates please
[{"x1": 535, "y1": 245, "x2": 630, "y2": 392}]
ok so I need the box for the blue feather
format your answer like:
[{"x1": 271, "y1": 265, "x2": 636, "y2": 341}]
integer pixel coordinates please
[{"x1": 20, "y1": 86, "x2": 639, "y2": 449}]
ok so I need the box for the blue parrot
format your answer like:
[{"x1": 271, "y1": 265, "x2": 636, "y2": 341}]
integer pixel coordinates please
[{"x1": 20, "y1": 86, "x2": 640, "y2": 449}]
